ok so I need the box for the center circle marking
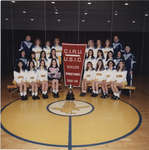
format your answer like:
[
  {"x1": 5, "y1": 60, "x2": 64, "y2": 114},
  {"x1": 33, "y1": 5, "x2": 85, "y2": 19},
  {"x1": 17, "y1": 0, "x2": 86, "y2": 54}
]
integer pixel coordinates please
[{"x1": 47, "y1": 100, "x2": 94, "y2": 117}]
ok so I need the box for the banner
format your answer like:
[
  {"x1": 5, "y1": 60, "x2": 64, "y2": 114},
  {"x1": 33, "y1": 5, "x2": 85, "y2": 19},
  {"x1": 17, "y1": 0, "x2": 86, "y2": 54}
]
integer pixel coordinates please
[{"x1": 62, "y1": 43, "x2": 86, "y2": 87}]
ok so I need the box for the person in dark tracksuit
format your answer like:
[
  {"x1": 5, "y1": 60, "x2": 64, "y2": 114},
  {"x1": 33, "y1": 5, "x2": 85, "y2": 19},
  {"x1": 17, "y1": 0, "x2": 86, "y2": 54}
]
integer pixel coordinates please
[
  {"x1": 123, "y1": 45, "x2": 136, "y2": 86},
  {"x1": 19, "y1": 35, "x2": 33, "y2": 59},
  {"x1": 112, "y1": 35, "x2": 123, "y2": 57}
]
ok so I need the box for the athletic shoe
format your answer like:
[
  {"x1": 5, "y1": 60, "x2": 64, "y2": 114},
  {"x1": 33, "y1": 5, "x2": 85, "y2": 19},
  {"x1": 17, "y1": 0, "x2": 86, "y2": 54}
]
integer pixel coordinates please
[
  {"x1": 35, "y1": 95, "x2": 40, "y2": 100},
  {"x1": 101, "y1": 95, "x2": 106, "y2": 99},
  {"x1": 32, "y1": 95, "x2": 36, "y2": 100},
  {"x1": 44, "y1": 94, "x2": 48, "y2": 99},
  {"x1": 80, "y1": 92, "x2": 86, "y2": 96},
  {"x1": 111, "y1": 95, "x2": 117, "y2": 100},
  {"x1": 24, "y1": 95, "x2": 28, "y2": 100}
]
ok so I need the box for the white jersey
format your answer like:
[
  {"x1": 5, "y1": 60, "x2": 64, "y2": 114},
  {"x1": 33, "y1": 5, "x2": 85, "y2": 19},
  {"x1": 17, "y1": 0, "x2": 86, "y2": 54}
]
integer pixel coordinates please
[
  {"x1": 83, "y1": 69, "x2": 95, "y2": 81},
  {"x1": 47, "y1": 58, "x2": 60, "y2": 68},
  {"x1": 37, "y1": 68, "x2": 48, "y2": 82},
  {"x1": 105, "y1": 69, "x2": 116, "y2": 82},
  {"x1": 114, "y1": 70, "x2": 127, "y2": 83},
  {"x1": 102, "y1": 47, "x2": 113, "y2": 59},
  {"x1": 26, "y1": 69, "x2": 38, "y2": 83},
  {"x1": 95, "y1": 70, "x2": 106, "y2": 82},
  {"x1": 84, "y1": 57, "x2": 96, "y2": 70},
  {"x1": 43, "y1": 46, "x2": 51, "y2": 58},
  {"x1": 13, "y1": 70, "x2": 27, "y2": 84},
  {"x1": 32, "y1": 46, "x2": 42, "y2": 60}
]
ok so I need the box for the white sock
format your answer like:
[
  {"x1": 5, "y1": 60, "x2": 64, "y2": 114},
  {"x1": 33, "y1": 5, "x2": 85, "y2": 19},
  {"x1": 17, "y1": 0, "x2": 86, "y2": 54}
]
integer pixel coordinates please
[
  {"x1": 20, "y1": 92, "x2": 23, "y2": 96},
  {"x1": 32, "y1": 92, "x2": 35, "y2": 96},
  {"x1": 24, "y1": 91, "x2": 27, "y2": 96},
  {"x1": 93, "y1": 90, "x2": 96, "y2": 93},
  {"x1": 45, "y1": 91, "x2": 47, "y2": 94},
  {"x1": 35, "y1": 92, "x2": 38, "y2": 96},
  {"x1": 82, "y1": 90, "x2": 86, "y2": 93},
  {"x1": 114, "y1": 93, "x2": 117, "y2": 96},
  {"x1": 117, "y1": 92, "x2": 120, "y2": 97},
  {"x1": 56, "y1": 90, "x2": 58, "y2": 93}
]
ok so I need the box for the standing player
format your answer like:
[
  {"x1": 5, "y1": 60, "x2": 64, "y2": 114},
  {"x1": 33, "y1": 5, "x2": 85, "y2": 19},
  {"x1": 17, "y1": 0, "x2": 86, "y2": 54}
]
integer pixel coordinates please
[
  {"x1": 94, "y1": 40, "x2": 103, "y2": 58},
  {"x1": 43, "y1": 40, "x2": 51, "y2": 58},
  {"x1": 19, "y1": 35, "x2": 33, "y2": 59},
  {"x1": 85, "y1": 40, "x2": 95, "y2": 58},
  {"x1": 123, "y1": 45, "x2": 136, "y2": 86},
  {"x1": 32, "y1": 38, "x2": 42, "y2": 61}
]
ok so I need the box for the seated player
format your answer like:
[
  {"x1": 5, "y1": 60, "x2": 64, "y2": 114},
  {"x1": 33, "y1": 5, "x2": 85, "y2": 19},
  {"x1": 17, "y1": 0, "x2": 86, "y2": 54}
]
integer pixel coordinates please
[
  {"x1": 102, "y1": 39, "x2": 113, "y2": 59},
  {"x1": 111, "y1": 61, "x2": 127, "y2": 100},
  {"x1": 37, "y1": 60, "x2": 48, "y2": 99},
  {"x1": 96, "y1": 49, "x2": 106, "y2": 66},
  {"x1": 84, "y1": 49, "x2": 96, "y2": 70},
  {"x1": 13, "y1": 60, "x2": 28, "y2": 100},
  {"x1": 101, "y1": 60, "x2": 116, "y2": 98},
  {"x1": 27, "y1": 60, "x2": 40, "y2": 100},
  {"x1": 48, "y1": 59, "x2": 61, "y2": 98},
  {"x1": 32, "y1": 38, "x2": 42, "y2": 61},
  {"x1": 92, "y1": 59, "x2": 106, "y2": 97},
  {"x1": 80, "y1": 62, "x2": 95, "y2": 96},
  {"x1": 43, "y1": 40, "x2": 51, "y2": 58}
]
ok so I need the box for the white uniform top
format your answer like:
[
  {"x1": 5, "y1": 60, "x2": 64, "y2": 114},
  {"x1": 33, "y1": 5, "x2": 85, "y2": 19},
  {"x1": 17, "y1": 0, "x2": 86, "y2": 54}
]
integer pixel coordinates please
[
  {"x1": 14, "y1": 70, "x2": 27, "y2": 84},
  {"x1": 95, "y1": 70, "x2": 106, "y2": 82},
  {"x1": 85, "y1": 47, "x2": 95, "y2": 57},
  {"x1": 26, "y1": 69, "x2": 38, "y2": 83},
  {"x1": 105, "y1": 58, "x2": 114, "y2": 69},
  {"x1": 37, "y1": 68, "x2": 48, "y2": 82},
  {"x1": 47, "y1": 58, "x2": 60, "y2": 68},
  {"x1": 32, "y1": 46, "x2": 42, "y2": 60},
  {"x1": 114, "y1": 70, "x2": 127, "y2": 83},
  {"x1": 84, "y1": 57, "x2": 96, "y2": 70},
  {"x1": 43, "y1": 46, "x2": 51, "y2": 58},
  {"x1": 83, "y1": 69, "x2": 95, "y2": 81},
  {"x1": 102, "y1": 47, "x2": 113, "y2": 59},
  {"x1": 27, "y1": 59, "x2": 38, "y2": 69},
  {"x1": 105, "y1": 69, "x2": 116, "y2": 82},
  {"x1": 52, "y1": 45, "x2": 62, "y2": 57}
]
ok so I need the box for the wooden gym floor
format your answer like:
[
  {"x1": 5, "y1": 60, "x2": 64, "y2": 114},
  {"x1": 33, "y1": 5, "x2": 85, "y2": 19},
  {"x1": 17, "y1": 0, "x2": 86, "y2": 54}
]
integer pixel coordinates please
[{"x1": 1, "y1": 75, "x2": 149, "y2": 150}]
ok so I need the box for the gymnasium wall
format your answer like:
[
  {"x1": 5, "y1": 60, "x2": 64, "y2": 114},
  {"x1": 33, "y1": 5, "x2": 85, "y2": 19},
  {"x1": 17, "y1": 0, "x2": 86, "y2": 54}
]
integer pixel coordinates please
[{"x1": 2, "y1": 29, "x2": 149, "y2": 80}]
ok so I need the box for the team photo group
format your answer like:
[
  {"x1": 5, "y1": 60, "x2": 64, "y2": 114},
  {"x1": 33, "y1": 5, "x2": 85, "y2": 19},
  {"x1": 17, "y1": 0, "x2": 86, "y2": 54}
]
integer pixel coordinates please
[{"x1": 14, "y1": 34, "x2": 135, "y2": 100}]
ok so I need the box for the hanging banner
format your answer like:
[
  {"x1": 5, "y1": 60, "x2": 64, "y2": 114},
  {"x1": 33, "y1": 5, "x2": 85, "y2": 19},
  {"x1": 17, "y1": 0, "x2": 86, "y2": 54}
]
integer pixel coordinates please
[{"x1": 62, "y1": 43, "x2": 86, "y2": 87}]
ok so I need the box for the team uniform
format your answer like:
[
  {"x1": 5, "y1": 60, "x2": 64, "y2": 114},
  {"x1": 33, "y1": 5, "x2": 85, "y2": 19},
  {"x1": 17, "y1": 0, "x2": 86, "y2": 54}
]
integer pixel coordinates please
[
  {"x1": 114, "y1": 70, "x2": 127, "y2": 86},
  {"x1": 43, "y1": 46, "x2": 51, "y2": 58},
  {"x1": 94, "y1": 70, "x2": 106, "y2": 82},
  {"x1": 83, "y1": 69, "x2": 95, "y2": 82},
  {"x1": 32, "y1": 46, "x2": 42, "y2": 61},
  {"x1": 47, "y1": 58, "x2": 60, "y2": 68},
  {"x1": 94, "y1": 47, "x2": 103, "y2": 58},
  {"x1": 102, "y1": 47, "x2": 113, "y2": 59},
  {"x1": 37, "y1": 68, "x2": 48, "y2": 82},
  {"x1": 27, "y1": 59, "x2": 38, "y2": 69},
  {"x1": 123, "y1": 52, "x2": 136, "y2": 85},
  {"x1": 19, "y1": 40, "x2": 33, "y2": 58},
  {"x1": 112, "y1": 41, "x2": 123, "y2": 57},
  {"x1": 105, "y1": 69, "x2": 116, "y2": 83},
  {"x1": 26, "y1": 69, "x2": 38, "y2": 83},
  {"x1": 14, "y1": 70, "x2": 27, "y2": 84}
]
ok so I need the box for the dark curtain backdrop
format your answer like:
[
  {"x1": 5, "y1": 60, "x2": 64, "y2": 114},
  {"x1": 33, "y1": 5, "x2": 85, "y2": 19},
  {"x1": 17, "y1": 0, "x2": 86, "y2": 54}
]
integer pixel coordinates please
[{"x1": 2, "y1": 29, "x2": 149, "y2": 81}]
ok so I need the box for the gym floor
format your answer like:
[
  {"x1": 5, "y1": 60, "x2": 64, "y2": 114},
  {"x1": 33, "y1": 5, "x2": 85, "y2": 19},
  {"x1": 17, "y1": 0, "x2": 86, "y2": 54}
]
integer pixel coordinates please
[{"x1": 1, "y1": 75, "x2": 149, "y2": 150}]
